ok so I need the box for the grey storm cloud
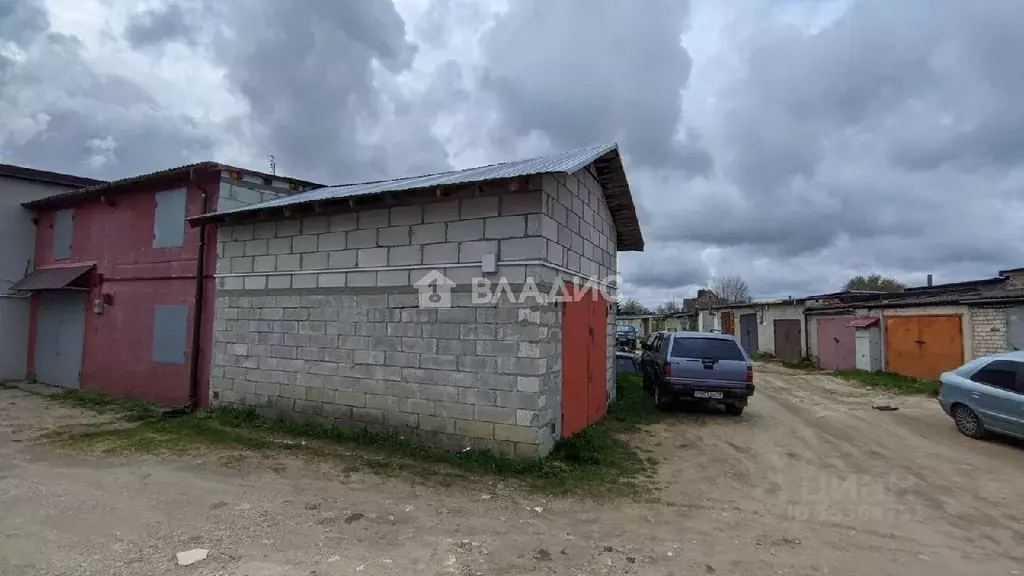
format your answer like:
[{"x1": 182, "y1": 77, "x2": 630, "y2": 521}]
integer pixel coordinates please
[
  {"x1": 4, "y1": 0, "x2": 1024, "y2": 306},
  {"x1": 0, "y1": 0, "x2": 213, "y2": 177},
  {"x1": 124, "y1": 2, "x2": 196, "y2": 48},
  {"x1": 619, "y1": 247, "x2": 710, "y2": 290},
  {"x1": 477, "y1": 0, "x2": 713, "y2": 175},
  {"x1": 196, "y1": 0, "x2": 449, "y2": 184},
  {"x1": 627, "y1": 0, "x2": 1024, "y2": 301},
  {"x1": 0, "y1": 0, "x2": 48, "y2": 43},
  {"x1": 121, "y1": 1, "x2": 452, "y2": 185}
]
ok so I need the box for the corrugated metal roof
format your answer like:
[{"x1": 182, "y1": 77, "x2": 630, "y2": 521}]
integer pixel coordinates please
[
  {"x1": 848, "y1": 317, "x2": 880, "y2": 328},
  {"x1": 10, "y1": 264, "x2": 94, "y2": 291},
  {"x1": 904, "y1": 277, "x2": 1004, "y2": 292},
  {"x1": 0, "y1": 164, "x2": 105, "y2": 188},
  {"x1": 208, "y1": 143, "x2": 619, "y2": 216},
  {"x1": 806, "y1": 287, "x2": 1018, "y2": 311},
  {"x1": 22, "y1": 162, "x2": 322, "y2": 211},
  {"x1": 712, "y1": 298, "x2": 804, "y2": 310},
  {"x1": 189, "y1": 143, "x2": 646, "y2": 251}
]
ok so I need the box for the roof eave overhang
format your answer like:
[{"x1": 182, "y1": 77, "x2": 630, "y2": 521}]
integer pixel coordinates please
[
  {"x1": 22, "y1": 164, "x2": 223, "y2": 212},
  {"x1": 189, "y1": 147, "x2": 648, "y2": 253},
  {"x1": 590, "y1": 148, "x2": 644, "y2": 252},
  {"x1": 9, "y1": 262, "x2": 96, "y2": 291},
  {"x1": 187, "y1": 177, "x2": 523, "y2": 228}
]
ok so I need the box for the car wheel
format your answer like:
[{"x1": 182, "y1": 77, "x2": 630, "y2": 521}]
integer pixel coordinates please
[
  {"x1": 654, "y1": 383, "x2": 669, "y2": 410},
  {"x1": 725, "y1": 403, "x2": 745, "y2": 416},
  {"x1": 952, "y1": 404, "x2": 985, "y2": 439}
]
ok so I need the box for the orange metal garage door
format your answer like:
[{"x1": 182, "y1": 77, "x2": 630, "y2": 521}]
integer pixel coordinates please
[
  {"x1": 561, "y1": 283, "x2": 608, "y2": 439},
  {"x1": 884, "y1": 315, "x2": 963, "y2": 380}
]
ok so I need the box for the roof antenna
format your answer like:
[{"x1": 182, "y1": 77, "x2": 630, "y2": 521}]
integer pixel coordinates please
[{"x1": 267, "y1": 155, "x2": 276, "y2": 175}]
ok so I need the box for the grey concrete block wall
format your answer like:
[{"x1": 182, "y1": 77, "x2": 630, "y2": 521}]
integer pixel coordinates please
[
  {"x1": 211, "y1": 289, "x2": 560, "y2": 458},
  {"x1": 215, "y1": 189, "x2": 546, "y2": 291},
  {"x1": 538, "y1": 170, "x2": 619, "y2": 404},
  {"x1": 211, "y1": 168, "x2": 625, "y2": 457},
  {"x1": 215, "y1": 171, "x2": 317, "y2": 213}
]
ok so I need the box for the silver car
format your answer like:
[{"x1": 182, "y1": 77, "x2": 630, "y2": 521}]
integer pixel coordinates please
[{"x1": 938, "y1": 351, "x2": 1024, "y2": 440}]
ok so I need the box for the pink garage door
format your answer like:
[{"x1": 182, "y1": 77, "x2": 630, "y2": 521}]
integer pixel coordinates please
[{"x1": 816, "y1": 316, "x2": 856, "y2": 370}]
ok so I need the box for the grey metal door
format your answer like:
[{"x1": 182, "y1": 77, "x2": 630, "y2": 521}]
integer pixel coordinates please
[
  {"x1": 774, "y1": 319, "x2": 803, "y2": 363},
  {"x1": 739, "y1": 313, "x2": 758, "y2": 354},
  {"x1": 1007, "y1": 308, "x2": 1024, "y2": 351},
  {"x1": 34, "y1": 291, "x2": 87, "y2": 389}
]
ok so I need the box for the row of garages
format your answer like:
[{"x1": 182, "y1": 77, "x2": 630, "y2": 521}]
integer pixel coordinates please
[{"x1": 709, "y1": 270, "x2": 1024, "y2": 380}]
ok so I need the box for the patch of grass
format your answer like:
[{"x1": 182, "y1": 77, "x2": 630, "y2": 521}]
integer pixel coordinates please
[
  {"x1": 779, "y1": 360, "x2": 822, "y2": 372},
  {"x1": 50, "y1": 389, "x2": 163, "y2": 421},
  {"x1": 835, "y1": 370, "x2": 940, "y2": 396},
  {"x1": 60, "y1": 413, "x2": 274, "y2": 454},
  {"x1": 752, "y1": 352, "x2": 821, "y2": 372},
  {"x1": 53, "y1": 373, "x2": 667, "y2": 497}
]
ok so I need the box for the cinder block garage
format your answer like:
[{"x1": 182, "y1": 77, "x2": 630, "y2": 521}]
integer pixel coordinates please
[{"x1": 190, "y1": 144, "x2": 643, "y2": 457}]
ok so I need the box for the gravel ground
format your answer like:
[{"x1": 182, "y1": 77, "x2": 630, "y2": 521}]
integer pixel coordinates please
[{"x1": 2, "y1": 366, "x2": 1023, "y2": 575}]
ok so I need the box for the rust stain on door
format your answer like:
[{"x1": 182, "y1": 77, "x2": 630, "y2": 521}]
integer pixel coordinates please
[
  {"x1": 721, "y1": 311, "x2": 735, "y2": 335},
  {"x1": 884, "y1": 315, "x2": 963, "y2": 380}
]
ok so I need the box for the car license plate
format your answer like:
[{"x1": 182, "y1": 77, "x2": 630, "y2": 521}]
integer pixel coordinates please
[{"x1": 693, "y1": 391, "x2": 724, "y2": 399}]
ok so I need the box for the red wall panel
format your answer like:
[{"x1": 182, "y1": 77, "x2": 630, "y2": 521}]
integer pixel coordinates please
[
  {"x1": 561, "y1": 283, "x2": 609, "y2": 439},
  {"x1": 28, "y1": 174, "x2": 220, "y2": 407},
  {"x1": 561, "y1": 284, "x2": 589, "y2": 438},
  {"x1": 587, "y1": 289, "x2": 608, "y2": 424}
]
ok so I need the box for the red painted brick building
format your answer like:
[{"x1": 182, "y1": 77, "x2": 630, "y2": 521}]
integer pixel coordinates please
[{"x1": 14, "y1": 164, "x2": 319, "y2": 406}]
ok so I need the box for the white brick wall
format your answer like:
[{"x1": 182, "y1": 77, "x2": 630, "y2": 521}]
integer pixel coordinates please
[{"x1": 971, "y1": 306, "x2": 1010, "y2": 358}]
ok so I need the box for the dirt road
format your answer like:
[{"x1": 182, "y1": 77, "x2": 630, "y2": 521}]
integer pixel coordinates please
[{"x1": 2, "y1": 366, "x2": 1023, "y2": 575}]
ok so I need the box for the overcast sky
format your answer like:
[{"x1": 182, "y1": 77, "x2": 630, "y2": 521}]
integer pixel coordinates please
[{"x1": 3, "y1": 0, "x2": 1023, "y2": 307}]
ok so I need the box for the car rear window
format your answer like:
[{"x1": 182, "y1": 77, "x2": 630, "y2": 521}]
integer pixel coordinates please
[{"x1": 670, "y1": 338, "x2": 745, "y2": 361}]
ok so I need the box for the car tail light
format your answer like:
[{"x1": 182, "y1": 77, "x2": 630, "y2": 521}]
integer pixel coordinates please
[
  {"x1": 663, "y1": 363, "x2": 671, "y2": 378},
  {"x1": 746, "y1": 365, "x2": 754, "y2": 383}
]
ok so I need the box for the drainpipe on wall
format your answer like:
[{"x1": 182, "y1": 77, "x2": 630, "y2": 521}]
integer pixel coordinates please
[
  {"x1": 187, "y1": 178, "x2": 211, "y2": 411},
  {"x1": 804, "y1": 314, "x2": 811, "y2": 362}
]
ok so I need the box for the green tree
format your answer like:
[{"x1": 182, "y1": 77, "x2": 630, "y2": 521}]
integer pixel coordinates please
[
  {"x1": 843, "y1": 274, "x2": 905, "y2": 293},
  {"x1": 618, "y1": 298, "x2": 650, "y2": 315}
]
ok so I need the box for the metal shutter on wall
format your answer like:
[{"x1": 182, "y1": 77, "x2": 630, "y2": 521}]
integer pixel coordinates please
[
  {"x1": 154, "y1": 188, "x2": 187, "y2": 248},
  {"x1": 53, "y1": 209, "x2": 74, "y2": 260},
  {"x1": 152, "y1": 305, "x2": 190, "y2": 364}
]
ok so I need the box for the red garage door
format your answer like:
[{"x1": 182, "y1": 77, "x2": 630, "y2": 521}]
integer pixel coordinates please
[
  {"x1": 816, "y1": 316, "x2": 856, "y2": 370},
  {"x1": 562, "y1": 283, "x2": 608, "y2": 438}
]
